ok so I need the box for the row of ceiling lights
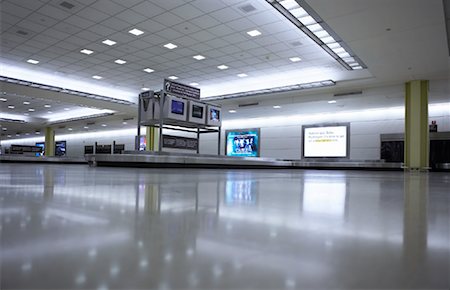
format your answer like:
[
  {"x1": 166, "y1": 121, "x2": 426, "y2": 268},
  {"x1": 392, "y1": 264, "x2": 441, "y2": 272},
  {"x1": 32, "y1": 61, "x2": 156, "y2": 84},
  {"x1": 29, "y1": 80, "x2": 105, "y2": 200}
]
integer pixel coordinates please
[
  {"x1": 1, "y1": 97, "x2": 70, "y2": 115},
  {"x1": 227, "y1": 99, "x2": 337, "y2": 114},
  {"x1": 25, "y1": 26, "x2": 304, "y2": 88}
]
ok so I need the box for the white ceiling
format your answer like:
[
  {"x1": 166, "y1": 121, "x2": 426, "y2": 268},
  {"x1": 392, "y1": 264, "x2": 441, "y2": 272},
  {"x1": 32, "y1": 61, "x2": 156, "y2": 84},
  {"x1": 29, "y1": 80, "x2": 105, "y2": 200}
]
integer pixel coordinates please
[{"x1": 1, "y1": 0, "x2": 449, "y2": 139}]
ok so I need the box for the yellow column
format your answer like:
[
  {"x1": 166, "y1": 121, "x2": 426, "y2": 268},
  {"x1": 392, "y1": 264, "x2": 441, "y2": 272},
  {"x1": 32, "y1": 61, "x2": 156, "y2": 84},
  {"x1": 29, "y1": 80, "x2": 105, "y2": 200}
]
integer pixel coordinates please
[
  {"x1": 404, "y1": 80, "x2": 429, "y2": 170},
  {"x1": 44, "y1": 127, "x2": 55, "y2": 157},
  {"x1": 146, "y1": 126, "x2": 159, "y2": 151}
]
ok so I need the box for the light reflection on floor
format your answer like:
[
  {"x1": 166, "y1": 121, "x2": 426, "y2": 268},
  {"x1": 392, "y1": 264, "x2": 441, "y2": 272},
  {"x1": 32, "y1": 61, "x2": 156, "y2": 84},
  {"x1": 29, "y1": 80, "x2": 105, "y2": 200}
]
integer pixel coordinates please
[{"x1": 0, "y1": 164, "x2": 449, "y2": 289}]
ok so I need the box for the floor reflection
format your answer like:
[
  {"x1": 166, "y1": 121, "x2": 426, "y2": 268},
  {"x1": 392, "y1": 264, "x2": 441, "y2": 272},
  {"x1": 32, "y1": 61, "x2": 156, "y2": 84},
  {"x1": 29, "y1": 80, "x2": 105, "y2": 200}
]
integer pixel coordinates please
[{"x1": 0, "y1": 164, "x2": 448, "y2": 289}]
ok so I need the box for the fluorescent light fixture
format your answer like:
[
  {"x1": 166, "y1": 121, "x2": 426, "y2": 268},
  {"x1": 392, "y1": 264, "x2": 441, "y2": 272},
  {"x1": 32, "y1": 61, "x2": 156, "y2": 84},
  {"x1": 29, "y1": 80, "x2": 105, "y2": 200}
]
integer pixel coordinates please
[
  {"x1": 168, "y1": 76, "x2": 178, "y2": 80},
  {"x1": 128, "y1": 28, "x2": 144, "y2": 36},
  {"x1": 44, "y1": 104, "x2": 51, "y2": 108},
  {"x1": 163, "y1": 43, "x2": 177, "y2": 49},
  {"x1": 8, "y1": 105, "x2": 14, "y2": 109},
  {"x1": 217, "y1": 65, "x2": 229, "y2": 70},
  {"x1": 27, "y1": 59, "x2": 39, "y2": 64},
  {"x1": 28, "y1": 108, "x2": 35, "y2": 112},
  {"x1": 328, "y1": 100, "x2": 337, "y2": 104},
  {"x1": 353, "y1": 66, "x2": 363, "y2": 70},
  {"x1": 80, "y1": 49, "x2": 94, "y2": 55},
  {"x1": 273, "y1": 105, "x2": 282, "y2": 109},
  {"x1": 143, "y1": 68, "x2": 154, "y2": 73},
  {"x1": 266, "y1": 0, "x2": 366, "y2": 70},
  {"x1": 189, "y1": 82, "x2": 199, "y2": 86},
  {"x1": 23, "y1": 101, "x2": 30, "y2": 105},
  {"x1": 102, "y1": 39, "x2": 117, "y2": 46},
  {"x1": 228, "y1": 110, "x2": 237, "y2": 113},
  {"x1": 247, "y1": 30, "x2": 262, "y2": 37},
  {"x1": 92, "y1": 75, "x2": 102, "y2": 80},
  {"x1": 193, "y1": 55, "x2": 205, "y2": 60},
  {"x1": 114, "y1": 59, "x2": 127, "y2": 64},
  {"x1": 237, "y1": 73, "x2": 248, "y2": 77},
  {"x1": 289, "y1": 57, "x2": 302, "y2": 62},
  {"x1": 0, "y1": 98, "x2": 7, "y2": 101},
  {"x1": 141, "y1": 87, "x2": 150, "y2": 91}
]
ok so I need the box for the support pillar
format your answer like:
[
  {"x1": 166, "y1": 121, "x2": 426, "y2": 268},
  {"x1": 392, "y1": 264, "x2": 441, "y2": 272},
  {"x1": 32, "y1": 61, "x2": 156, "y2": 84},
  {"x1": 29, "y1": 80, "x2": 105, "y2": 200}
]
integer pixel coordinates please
[
  {"x1": 145, "y1": 126, "x2": 159, "y2": 151},
  {"x1": 404, "y1": 80, "x2": 429, "y2": 170},
  {"x1": 44, "y1": 127, "x2": 55, "y2": 157}
]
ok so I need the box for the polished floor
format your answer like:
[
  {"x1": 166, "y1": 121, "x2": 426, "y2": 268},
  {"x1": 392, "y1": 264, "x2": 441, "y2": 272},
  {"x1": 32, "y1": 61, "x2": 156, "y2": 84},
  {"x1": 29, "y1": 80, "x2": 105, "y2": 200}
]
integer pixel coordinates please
[{"x1": 0, "y1": 163, "x2": 449, "y2": 289}]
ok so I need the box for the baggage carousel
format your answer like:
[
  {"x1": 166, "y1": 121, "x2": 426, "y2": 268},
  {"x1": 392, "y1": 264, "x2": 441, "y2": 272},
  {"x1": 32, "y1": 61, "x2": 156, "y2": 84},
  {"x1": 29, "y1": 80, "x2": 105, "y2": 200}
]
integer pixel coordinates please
[
  {"x1": 85, "y1": 151, "x2": 404, "y2": 170},
  {"x1": 0, "y1": 155, "x2": 87, "y2": 164}
]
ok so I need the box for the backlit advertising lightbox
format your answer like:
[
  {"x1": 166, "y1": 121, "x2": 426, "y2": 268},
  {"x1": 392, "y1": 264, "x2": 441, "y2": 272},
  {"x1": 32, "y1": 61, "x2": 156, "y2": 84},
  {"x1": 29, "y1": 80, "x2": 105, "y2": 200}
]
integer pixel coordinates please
[
  {"x1": 225, "y1": 128, "x2": 260, "y2": 157},
  {"x1": 302, "y1": 123, "x2": 350, "y2": 158}
]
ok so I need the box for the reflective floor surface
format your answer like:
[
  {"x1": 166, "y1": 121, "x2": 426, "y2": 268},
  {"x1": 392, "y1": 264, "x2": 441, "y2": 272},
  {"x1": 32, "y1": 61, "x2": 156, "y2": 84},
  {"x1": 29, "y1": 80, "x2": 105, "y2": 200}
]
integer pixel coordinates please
[{"x1": 0, "y1": 164, "x2": 449, "y2": 289}]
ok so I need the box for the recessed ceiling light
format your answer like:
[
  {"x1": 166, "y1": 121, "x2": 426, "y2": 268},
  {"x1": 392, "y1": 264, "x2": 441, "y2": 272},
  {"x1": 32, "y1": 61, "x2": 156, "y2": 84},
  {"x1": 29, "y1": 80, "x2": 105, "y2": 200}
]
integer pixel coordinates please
[
  {"x1": 102, "y1": 39, "x2": 117, "y2": 46},
  {"x1": 101, "y1": 124, "x2": 107, "y2": 127},
  {"x1": 141, "y1": 87, "x2": 150, "y2": 91},
  {"x1": 217, "y1": 65, "x2": 229, "y2": 70},
  {"x1": 189, "y1": 82, "x2": 199, "y2": 86},
  {"x1": 25, "y1": 133, "x2": 30, "y2": 135},
  {"x1": 92, "y1": 75, "x2": 102, "y2": 80},
  {"x1": 28, "y1": 108, "x2": 35, "y2": 112},
  {"x1": 193, "y1": 55, "x2": 205, "y2": 60},
  {"x1": 64, "y1": 108, "x2": 70, "y2": 111},
  {"x1": 247, "y1": 30, "x2": 262, "y2": 37},
  {"x1": 84, "y1": 126, "x2": 89, "y2": 129},
  {"x1": 23, "y1": 101, "x2": 30, "y2": 105},
  {"x1": 80, "y1": 49, "x2": 94, "y2": 55},
  {"x1": 0, "y1": 98, "x2": 7, "y2": 102},
  {"x1": 163, "y1": 43, "x2": 177, "y2": 49},
  {"x1": 328, "y1": 100, "x2": 337, "y2": 104},
  {"x1": 289, "y1": 57, "x2": 302, "y2": 62},
  {"x1": 27, "y1": 59, "x2": 39, "y2": 64},
  {"x1": 8, "y1": 105, "x2": 14, "y2": 109},
  {"x1": 237, "y1": 73, "x2": 248, "y2": 77},
  {"x1": 229, "y1": 110, "x2": 237, "y2": 113},
  {"x1": 16, "y1": 133, "x2": 20, "y2": 136},
  {"x1": 168, "y1": 76, "x2": 178, "y2": 80},
  {"x1": 115, "y1": 59, "x2": 127, "y2": 64},
  {"x1": 44, "y1": 104, "x2": 51, "y2": 108},
  {"x1": 273, "y1": 105, "x2": 282, "y2": 109},
  {"x1": 47, "y1": 111, "x2": 53, "y2": 114},
  {"x1": 122, "y1": 121, "x2": 127, "y2": 125},
  {"x1": 129, "y1": 28, "x2": 144, "y2": 36},
  {"x1": 24, "y1": 113, "x2": 29, "y2": 116},
  {"x1": 7, "y1": 135, "x2": 11, "y2": 138},
  {"x1": 68, "y1": 128, "x2": 73, "y2": 131},
  {"x1": 143, "y1": 68, "x2": 154, "y2": 73},
  {"x1": 35, "y1": 131, "x2": 40, "y2": 135}
]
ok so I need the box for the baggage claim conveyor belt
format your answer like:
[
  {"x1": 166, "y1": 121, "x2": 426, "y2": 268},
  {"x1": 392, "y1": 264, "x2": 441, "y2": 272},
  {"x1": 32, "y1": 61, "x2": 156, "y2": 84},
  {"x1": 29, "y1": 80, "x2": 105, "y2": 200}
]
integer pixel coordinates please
[{"x1": 85, "y1": 151, "x2": 404, "y2": 170}]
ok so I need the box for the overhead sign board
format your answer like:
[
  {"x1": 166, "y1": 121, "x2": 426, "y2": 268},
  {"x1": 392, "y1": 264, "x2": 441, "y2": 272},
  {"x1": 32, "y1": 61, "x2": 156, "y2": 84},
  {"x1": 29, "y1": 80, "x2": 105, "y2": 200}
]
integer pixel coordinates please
[
  {"x1": 164, "y1": 79, "x2": 200, "y2": 100},
  {"x1": 163, "y1": 135, "x2": 198, "y2": 151}
]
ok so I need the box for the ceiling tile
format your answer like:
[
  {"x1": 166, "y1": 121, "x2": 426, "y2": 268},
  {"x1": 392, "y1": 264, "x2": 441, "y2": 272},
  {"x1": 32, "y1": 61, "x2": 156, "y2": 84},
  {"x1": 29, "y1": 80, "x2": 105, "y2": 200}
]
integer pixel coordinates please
[
  {"x1": 77, "y1": 7, "x2": 111, "y2": 22},
  {"x1": 36, "y1": 5, "x2": 71, "y2": 21},
  {"x1": 100, "y1": 17, "x2": 132, "y2": 31},
  {"x1": 171, "y1": 4, "x2": 204, "y2": 20},
  {"x1": 171, "y1": 21, "x2": 202, "y2": 34},
  {"x1": 190, "y1": 15, "x2": 221, "y2": 28},
  {"x1": 1, "y1": 1, "x2": 33, "y2": 18},
  {"x1": 90, "y1": 0, "x2": 125, "y2": 16},
  {"x1": 154, "y1": 0, "x2": 188, "y2": 11},
  {"x1": 209, "y1": 7, "x2": 242, "y2": 23},
  {"x1": 189, "y1": 30, "x2": 217, "y2": 42},
  {"x1": 130, "y1": 1, "x2": 165, "y2": 18},
  {"x1": 115, "y1": 9, "x2": 147, "y2": 25},
  {"x1": 155, "y1": 28, "x2": 184, "y2": 40},
  {"x1": 153, "y1": 12, "x2": 185, "y2": 27},
  {"x1": 64, "y1": 15, "x2": 96, "y2": 29},
  {"x1": 137, "y1": 19, "x2": 166, "y2": 34},
  {"x1": 191, "y1": 0, "x2": 227, "y2": 13},
  {"x1": 87, "y1": 25, "x2": 116, "y2": 37}
]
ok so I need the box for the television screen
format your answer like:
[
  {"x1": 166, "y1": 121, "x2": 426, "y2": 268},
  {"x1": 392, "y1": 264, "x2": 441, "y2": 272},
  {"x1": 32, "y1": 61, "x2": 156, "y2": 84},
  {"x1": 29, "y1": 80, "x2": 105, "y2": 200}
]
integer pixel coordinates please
[
  {"x1": 55, "y1": 141, "x2": 66, "y2": 156},
  {"x1": 192, "y1": 105, "x2": 203, "y2": 118},
  {"x1": 35, "y1": 142, "x2": 45, "y2": 156},
  {"x1": 226, "y1": 129, "x2": 260, "y2": 157},
  {"x1": 139, "y1": 136, "x2": 146, "y2": 151},
  {"x1": 303, "y1": 125, "x2": 349, "y2": 158},
  {"x1": 171, "y1": 100, "x2": 184, "y2": 115},
  {"x1": 210, "y1": 108, "x2": 220, "y2": 121}
]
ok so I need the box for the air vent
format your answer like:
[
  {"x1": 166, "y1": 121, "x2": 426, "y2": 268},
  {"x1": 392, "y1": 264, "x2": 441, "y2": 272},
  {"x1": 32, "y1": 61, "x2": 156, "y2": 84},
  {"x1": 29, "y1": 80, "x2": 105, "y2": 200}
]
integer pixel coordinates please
[
  {"x1": 291, "y1": 41, "x2": 302, "y2": 47},
  {"x1": 86, "y1": 121, "x2": 96, "y2": 125},
  {"x1": 123, "y1": 117, "x2": 134, "y2": 121},
  {"x1": 333, "y1": 91, "x2": 363, "y2": 97},
  {"x1": 58, "y1": 125, "x2": 66, "y2": 129},
  {"x1": 60, "y1": 1, "x2": 75, "y2": 9},
  {"x1": 238, "y1": 102, "x2": 259, "y2": 107},
  {"x1": 238, "y1": 3, "x2": 257, "y2": 13},
  {"x1": 16, "y1": 30, "x2": 28, "y2": 36}
]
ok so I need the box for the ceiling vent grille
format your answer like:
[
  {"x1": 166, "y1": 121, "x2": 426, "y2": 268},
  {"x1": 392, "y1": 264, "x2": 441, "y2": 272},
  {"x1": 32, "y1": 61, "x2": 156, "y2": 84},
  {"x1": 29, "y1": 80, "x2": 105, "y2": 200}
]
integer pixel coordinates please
[
  {"x1": 16, "y1": 30, "x2": 29, "y2": 36},
  {"x1": 238, "y1": 102, "x2": 259, "y2": 107},
  {"x1": 333, "y1": 91, "x2": 362, "y2": 97},
  {"x1": 60, "y1": 1, "x2": 75, "y2": 9},
  {"x1": 238, "y1": 3, "x2": 257, "y2": 13}
]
